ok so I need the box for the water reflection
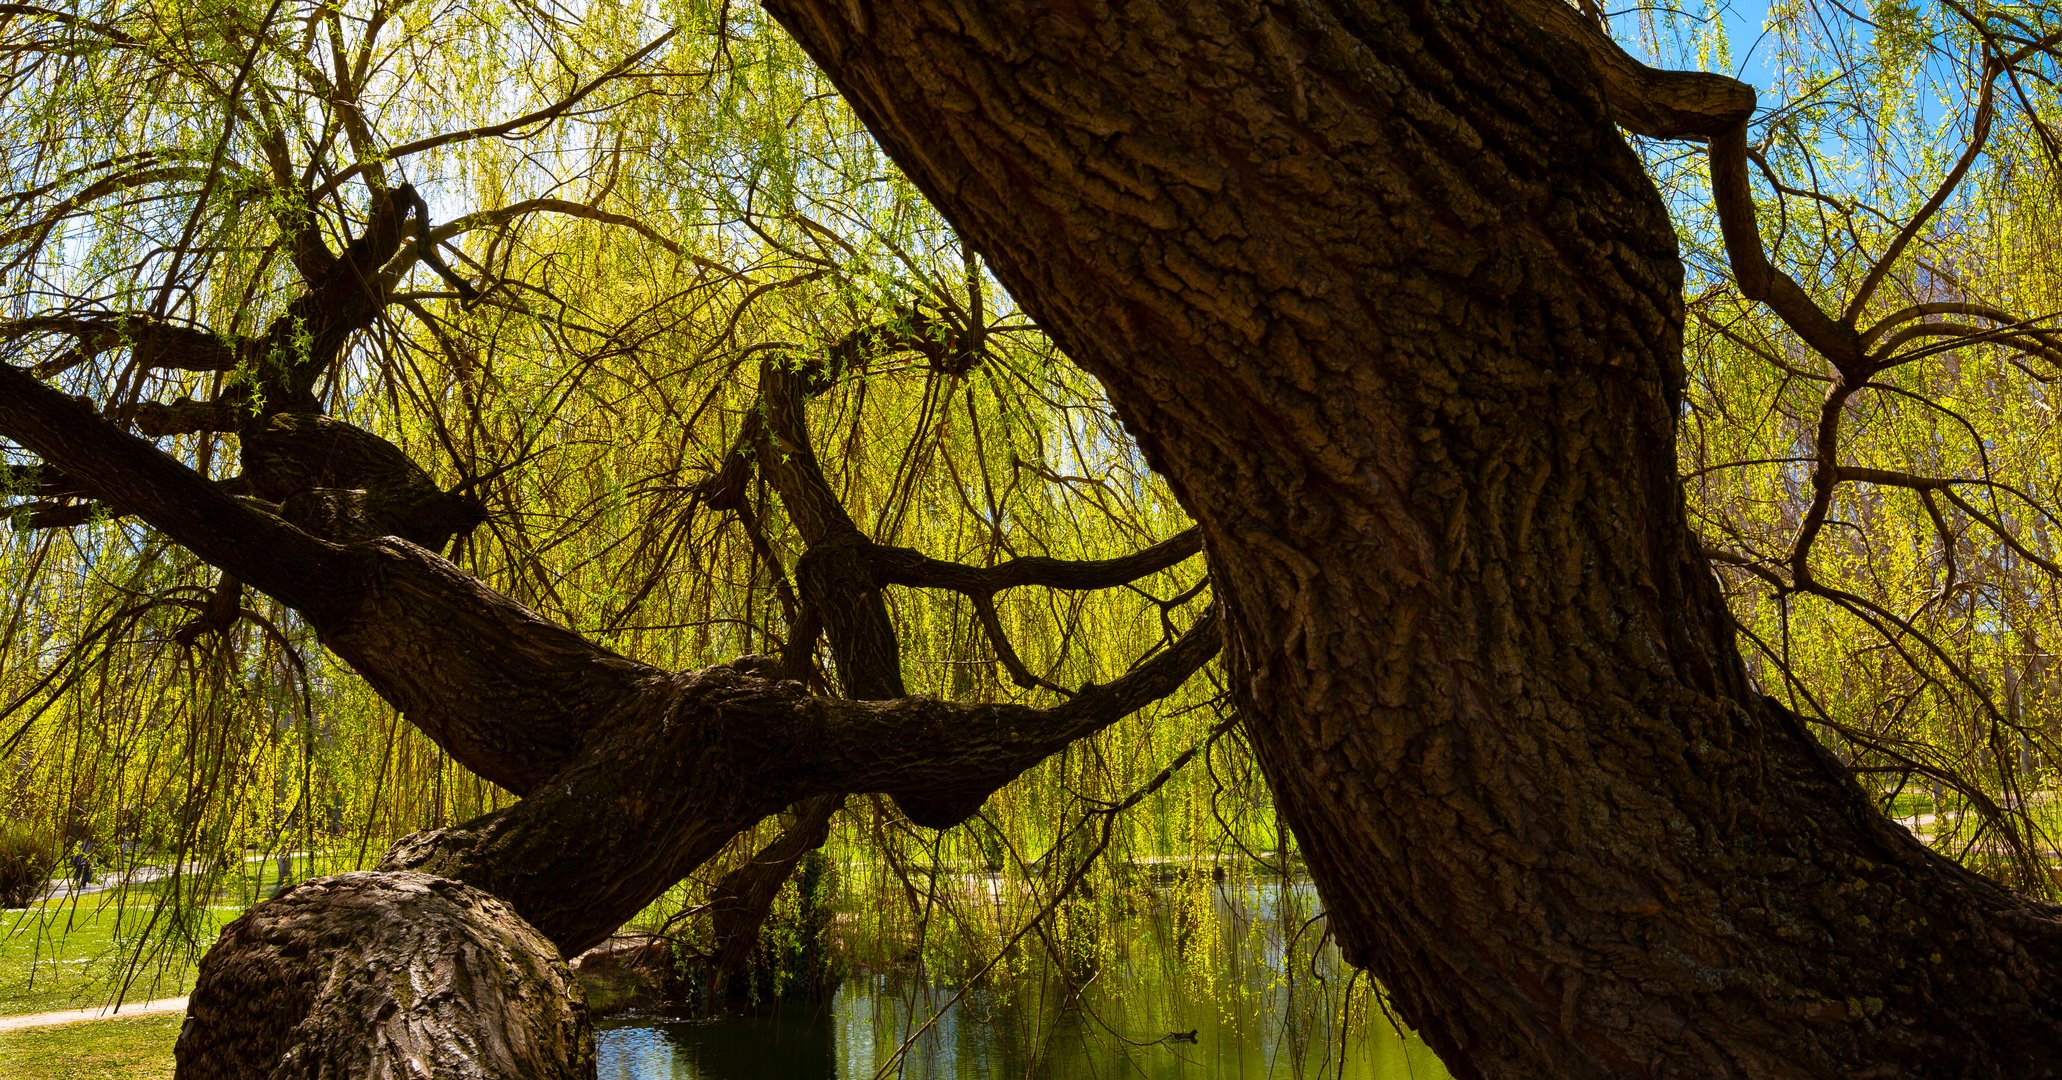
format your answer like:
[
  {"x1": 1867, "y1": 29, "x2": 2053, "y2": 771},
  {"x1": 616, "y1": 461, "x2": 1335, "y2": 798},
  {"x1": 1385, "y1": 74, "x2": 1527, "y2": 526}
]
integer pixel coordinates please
[
  {"x1": 597, "y1": 876, "x2": 1452, "y2": 1080},
  {"x1": 597, "y1": 1011, "x2": 833, "y2": 1079},
  {"x1": 597, "y1": 984, "x2": 1448, "y2": 1079}
]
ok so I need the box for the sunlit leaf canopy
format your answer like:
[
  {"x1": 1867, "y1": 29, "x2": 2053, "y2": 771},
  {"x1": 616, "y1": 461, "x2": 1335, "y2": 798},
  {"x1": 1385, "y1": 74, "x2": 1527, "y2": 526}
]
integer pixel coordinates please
[
  {"x1": 0, "y1": 0, "x2": 2057, "y2": 1003},
  {"x1": 1625, "y1": 0, "x2": 2062, "y2": 886}
]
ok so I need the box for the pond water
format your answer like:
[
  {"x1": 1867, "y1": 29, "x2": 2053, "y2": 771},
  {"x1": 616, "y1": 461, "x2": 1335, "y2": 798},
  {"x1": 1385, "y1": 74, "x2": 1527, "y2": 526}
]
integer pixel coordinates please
[
  {"x1": 594, "y1": 983, "x2": 1451, "y2": 1079},
  {"x1": 595, "y1": 875, "x2": 1453, "y2": 1079}
]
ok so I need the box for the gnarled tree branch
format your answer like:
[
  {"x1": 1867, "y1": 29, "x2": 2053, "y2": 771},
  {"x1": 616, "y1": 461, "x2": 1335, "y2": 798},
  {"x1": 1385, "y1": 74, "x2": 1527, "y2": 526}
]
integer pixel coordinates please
[
  {"x1": 1512, "y1": 0, "x2": 1867, "y2": 370},
  {"x1": 873, "y1": 526, "x2": 1202, "y2": 594},
  {"x1": 378, "y1": 610, "x2": 1220, "y2": 954}
]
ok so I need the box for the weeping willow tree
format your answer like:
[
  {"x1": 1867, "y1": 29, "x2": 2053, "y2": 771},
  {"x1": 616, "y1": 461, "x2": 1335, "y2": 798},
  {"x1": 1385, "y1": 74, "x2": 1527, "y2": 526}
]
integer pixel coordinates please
[
  {"x1": 2, "y1": 0, "x2": 2062, "y2": 1076},
  {"x1": 0, "y1": 2, "x2": 1236, "y2": 1072}
]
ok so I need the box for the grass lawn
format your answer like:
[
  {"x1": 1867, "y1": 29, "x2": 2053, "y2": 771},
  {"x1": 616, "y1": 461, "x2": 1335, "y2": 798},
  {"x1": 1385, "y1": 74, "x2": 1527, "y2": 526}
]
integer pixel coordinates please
[
  {"x1": 0, "y1": 1014, "x2": 179, "y2": 1079},
  {"x1": 0, "y1": 850, "x2": 416, "y2": 1077},
  {"x1": 0, "y1": 899, "x2": 222, "y2": 1015},
  {"x1": 1, "y1": 850, "x2": 388, "y2": 1019}
]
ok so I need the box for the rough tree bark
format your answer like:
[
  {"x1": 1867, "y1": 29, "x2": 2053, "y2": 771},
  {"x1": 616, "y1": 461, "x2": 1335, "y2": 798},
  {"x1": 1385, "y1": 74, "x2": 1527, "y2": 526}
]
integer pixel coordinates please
[
  {"x1": 755, "y1": 0, "x2": 2062, "y2": 1076},
  {"x1": 9, "y1": 0, "x2": 2056, "y2": 1074},
  {"x1": 174, "y1": 873, "x2": 592, "y2": 1080}
]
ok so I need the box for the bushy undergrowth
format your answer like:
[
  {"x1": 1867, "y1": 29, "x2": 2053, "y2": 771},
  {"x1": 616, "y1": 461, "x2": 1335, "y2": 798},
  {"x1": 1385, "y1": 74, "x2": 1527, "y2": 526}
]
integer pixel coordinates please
[
  {"x1": 743, "y1": 849, "x2": 842, "y2": 1004},
  {"x1": 0, "y1": 823, "x2": 56, "y2": 908}
]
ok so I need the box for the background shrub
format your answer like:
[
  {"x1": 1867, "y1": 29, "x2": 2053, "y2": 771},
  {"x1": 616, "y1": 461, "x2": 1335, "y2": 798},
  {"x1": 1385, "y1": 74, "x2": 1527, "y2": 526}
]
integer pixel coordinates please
[{"x1": 0, "y1": 822, "x2": 56, "y2": 907}]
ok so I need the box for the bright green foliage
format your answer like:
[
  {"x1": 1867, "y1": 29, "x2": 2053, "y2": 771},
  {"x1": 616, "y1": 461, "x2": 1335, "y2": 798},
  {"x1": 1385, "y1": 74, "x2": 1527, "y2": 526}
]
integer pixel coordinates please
[
  {"x1": 1632, "y1": 1, "x2": 2062, "y2": 887},
  {"x1": 0, "y1": 0, "x2": 1256, "y2": 1031},
  {"x1": 0, "y1": 897, "x2": 221, "y2": 1015}
]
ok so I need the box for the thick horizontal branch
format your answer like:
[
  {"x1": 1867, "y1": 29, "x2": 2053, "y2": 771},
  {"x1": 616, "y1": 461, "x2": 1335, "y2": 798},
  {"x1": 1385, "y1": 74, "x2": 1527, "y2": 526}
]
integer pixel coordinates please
[
  {"x1": 1835, "y1": 466, "x2": 1957, "y2": 490},
  {"x1": 0, "y1": 361, "x2": 354, "y2": 617},
  {"x1": 16, "y1": 500, "x2": 124, "y2": 529},
  {"x1": 3, "y1": 314, "x2": 236, "y2": 372},
  {"x1": 131, "y1": 397, "x2": 242, "y2": 436},
  {"x1": 0, "y1": 460, "x2": 84, "y2": 498},
  {"x1": 0, "y1": 3, "x2": 140, "y2": 45},
  {"x1": 382, "y1": 610, "x2": 1220, "y2": 954},
  {"x1": 10, "y1": 328, "x2": 1214, "y2": 961},
  {"x1": 821, "y1": 610, "x2": 1221, "y2": 827},
  {"x1": 0, "y1": 364, "x2": 634, "y2": 793},
  {"x1": 872, "y1": 525, "x2": 1202, "y2": 594},
  {"x1": 324, "y1": 539, "x2": 653, "y2": 794},
  {"x1": 5, "y1": 431, "x2": 129, "y2": 530}
]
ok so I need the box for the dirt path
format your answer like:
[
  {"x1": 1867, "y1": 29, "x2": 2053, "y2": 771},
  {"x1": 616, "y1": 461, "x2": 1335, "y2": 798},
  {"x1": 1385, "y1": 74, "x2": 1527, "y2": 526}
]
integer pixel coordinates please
[{"x1": 0, "y1": 997, "x2": 188, "y2": 1032}]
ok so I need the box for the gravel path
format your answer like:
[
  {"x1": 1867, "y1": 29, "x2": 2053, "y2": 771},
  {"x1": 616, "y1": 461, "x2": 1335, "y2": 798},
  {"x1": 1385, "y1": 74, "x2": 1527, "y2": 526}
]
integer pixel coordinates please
[{"x1": 0, "y1": 997, "x2": 189, "y2": 1032}]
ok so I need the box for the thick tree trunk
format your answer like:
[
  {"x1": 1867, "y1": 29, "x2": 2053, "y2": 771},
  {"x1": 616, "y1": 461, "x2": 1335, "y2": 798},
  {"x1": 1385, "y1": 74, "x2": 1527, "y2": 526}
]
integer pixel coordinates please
[
  {"x1": 174, "y1": 872, "x2": 592, "y2": 1080},
  {"x1": 760, "y1": 1, "x2": 2062, "y2": 1075}
]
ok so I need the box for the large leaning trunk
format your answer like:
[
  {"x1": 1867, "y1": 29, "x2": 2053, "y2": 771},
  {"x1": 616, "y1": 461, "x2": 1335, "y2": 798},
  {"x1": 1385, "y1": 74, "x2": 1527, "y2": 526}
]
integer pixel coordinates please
[{"x1": 760, "y1": 0, "x2": 2062, "y2": 1075}]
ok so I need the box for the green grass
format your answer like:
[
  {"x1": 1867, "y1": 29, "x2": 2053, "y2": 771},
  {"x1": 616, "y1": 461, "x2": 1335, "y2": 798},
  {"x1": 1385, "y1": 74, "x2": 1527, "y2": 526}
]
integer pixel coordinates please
[
  {"x1": 0, "y1": 1015, "x2": 179, "y2": 1079},
  {"x1": 0, "y1": 901, "x2": 222, "y2": 1016},
  {"x1": 0, "y1": 848, "x2": 374, "y2": 1017},
  {"x1": 0, "y1": 855, "x2": 364, "y2": 1079}
]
